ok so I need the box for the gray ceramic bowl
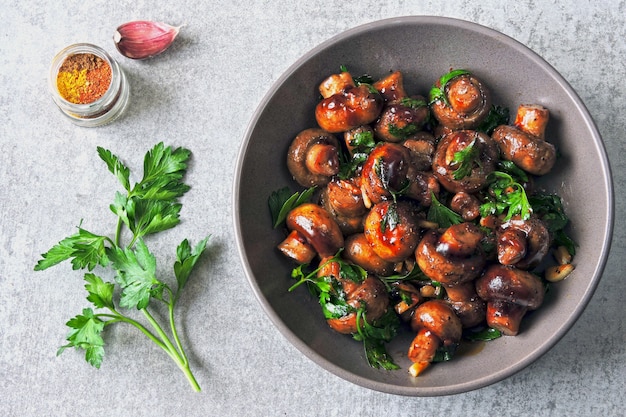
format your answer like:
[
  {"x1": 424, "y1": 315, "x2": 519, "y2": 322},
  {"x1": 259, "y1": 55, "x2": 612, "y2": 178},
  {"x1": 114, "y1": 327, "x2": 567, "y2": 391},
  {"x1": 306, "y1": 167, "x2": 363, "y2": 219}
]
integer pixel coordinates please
[{"x1": 234, "y1": 16, "x2": 614, "y2": 396}]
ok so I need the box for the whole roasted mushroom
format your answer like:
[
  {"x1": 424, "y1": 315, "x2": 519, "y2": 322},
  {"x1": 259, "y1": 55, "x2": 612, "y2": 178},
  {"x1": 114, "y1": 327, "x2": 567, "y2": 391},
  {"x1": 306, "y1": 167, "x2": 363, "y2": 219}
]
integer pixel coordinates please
[
  {"x1": 444, "y1": 281, "x2": 486, "y2": 328},
  {"x1": 344, "y1": 233, "x2": 395, "y2": 276},
  {"x1": 429, "y1": 69, "x2": 492, "y2": 130},
  {"x1": 496, "y1": 215, "x2": 551, "y2": 269},
  {"x1": 432, "y1": 130, "x2": 499, "y2": 193},
  {"x1": 315, "y1": 72, "x2": 383, "y2": 133},
  {"x1": 363, "y1": 200, "x2": 421, "y2": 263},
  {"x1": 278, "y1": 203, "x2": 344, "y2": 261},
  {"x1": 373, "y1": 96, "x2": 430, "y2": 142},
  {"x1": 450, "y1": 191, "x2": 481, "y2": 221},
  {"x1": 416, "y1": 222, "x2": 486, "y2": 287},
  {"x1": 475, "y1": 264, "x2": 545, "y2": 336},
  {"x1": 320, "y1": 178, "x2": 367, "y2": 235},
  {"x1": 492, "y1": 104, "x2": 556, "y2": 176},
  {"x1": 360, "y1": 142, "x2": 412, "y2": 206},
  {"x1": 287, "y1": 128, "x2": 340, "y2": 187},
  {"x1": 408, "y1": 299, "x2": 462, "y2": 376},
  {"x1": 317, "y1": 256, "x2": 390, "y2": 335}
]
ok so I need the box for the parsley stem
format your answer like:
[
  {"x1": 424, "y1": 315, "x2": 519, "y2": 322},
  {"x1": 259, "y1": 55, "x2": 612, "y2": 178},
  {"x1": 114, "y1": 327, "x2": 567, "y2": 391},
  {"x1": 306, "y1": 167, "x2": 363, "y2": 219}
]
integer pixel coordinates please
[
  {"x1": 141, "y1": 308, "x2": 201, "y2": 392},
  {"x1": 114, "y1": 217, "x2": 123, "y2": 247},
  {"x1": 98, "y1": 312, "x2": 168, "y2": 352},
  {"x1": 167, "y1": 291, "x2": 189, "y2": 366}
]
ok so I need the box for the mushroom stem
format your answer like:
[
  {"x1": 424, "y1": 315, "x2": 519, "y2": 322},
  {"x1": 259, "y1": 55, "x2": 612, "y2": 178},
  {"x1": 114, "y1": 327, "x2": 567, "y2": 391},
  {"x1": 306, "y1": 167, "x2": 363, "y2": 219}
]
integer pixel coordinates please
[{"x1": 514, "y1": 104, "x2": 549, "y2": 140}]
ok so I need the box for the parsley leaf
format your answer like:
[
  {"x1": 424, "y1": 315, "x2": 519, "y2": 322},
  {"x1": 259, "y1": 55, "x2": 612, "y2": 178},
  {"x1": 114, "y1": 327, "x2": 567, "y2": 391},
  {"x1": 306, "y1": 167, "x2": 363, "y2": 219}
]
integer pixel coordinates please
[
  {"x1": 529, "y1": 194, "x2": 577, "y2": 255},
  {"x1": 174, "y1": 236, "x2": 210, "y2": 295},
  {"x1": 268, "y1": 186, "x2": 316, "y2": 228},
  {"x1": 108, "y1": 239, "x2": 161, "y2": 310},
  {"x1": 84, "y1": 273, "x2": 115, "y2": 310},
  {"x1": 476, "y1": 105, "x2": 510, "y2": 135},
  {"x1": 388, "y1": 123, "x2": 419, "y2": 140},
  {"x1": 97, "y1": 147, "x2": 131, "y2": 192},
  {"x1": 354, "y1": 308, "x2": 400, "y2": 370},
  {"x1": 480, "y1": 171, "x2": 532, "y2": 221},
  {"x1": 451, "y1": 138, "x2": 480, "y2": 180},
  {"x1": 429, "y1": 69, "x2": 471, "y2": 105},
  {"x1": 34, "y1": 227, "x2": 110, "y2": 272},
  {"x1": 463, "y1": 326, "x2": 502, "y2": 342},
  {"x1": 57, "y1": 308, "x2": 106, "y2": 369},
  {"x1": 427, "y1": 192, "x2": 463, "y2": 228},
  {"x1": 339, "y1": 130, "x2": 376, "y2": 179}
]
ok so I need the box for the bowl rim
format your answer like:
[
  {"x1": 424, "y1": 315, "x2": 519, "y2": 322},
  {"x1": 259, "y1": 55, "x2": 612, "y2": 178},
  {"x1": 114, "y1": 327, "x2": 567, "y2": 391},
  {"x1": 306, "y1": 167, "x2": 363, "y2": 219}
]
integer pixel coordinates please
[{"x1": 233, "y1": 15, "x2": 615, "y2": 396}]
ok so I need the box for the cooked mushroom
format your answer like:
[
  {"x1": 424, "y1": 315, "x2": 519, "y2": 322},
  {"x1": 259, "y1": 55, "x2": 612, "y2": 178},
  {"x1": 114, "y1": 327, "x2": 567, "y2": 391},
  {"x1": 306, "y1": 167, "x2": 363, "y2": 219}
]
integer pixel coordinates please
[
  {"x1": 444, "y1": 281, "x2": 486, "y2": 328},
  {"x1": 360, "y1": 142, "x2": 412, "y2": 206},
  {"x1": 287, "y1": 128, "x2": 340, "y2": 187},
  {"x1": 344, "y1": 125, "x2": 375, "y2": 157},
  {"x1": 315, "y1": 76, "x2": 383, "y2": 133},
  {"x1": 344, "y1": 233, "x2": 395, "y2": 276},
  {"x1": 320, "y1": 178, "x2": 367, "y2": 235},
  {"x1": 373, "y1": 96, "x2": 429, "y2": 142},
  {"x1": 363, "y1": 200, "x2": 421, "y2": 263},
  {"x1": 475, "y1": 264, "x2": 545, "y2": 336},
  {"x1": 402, "y1": 132, "x2": 436, "y2": 171},
  {"x1": 325, "y1": 270, "x2": 390, "y2": 335},
  {"x1": 372, "y1": 70, "x2": 407, "y2": 103},
  {"x1": 514, "y1": 103, "x2": 549, "y2": 139},
  {"x1": 283, "y1": 203, "x2": 344, "y2": 259},
  {"x1": 408, "y1": 299, "x2": 462, "y2": 376},
  {"x1": 491, "y1": 104, "x2": 556, "y2": 176},
  {"x1": 277, "y1": 230, "x2": 317, "y2": 264},
  {"x1": 497, "y1": 215, "x2": 550, "y2": 269},
  {"x1": 450, "y1": 191, "x2": 481, "y2": 221},
  {"x1": 429, "y1": 70, "x2": 492, "y2": 130},
  {"x1": 318, "y1": 71, "x2": 356, "y2": 99},
  {"x1": 416, "y1": 222, "x2": 486, "y2": 287},
  {"x1": 432, "y1": 130, "x2": 499, "y2": 193},
  {"x1": 405, "y1": 169, "x2": 440, "y2": 207}
]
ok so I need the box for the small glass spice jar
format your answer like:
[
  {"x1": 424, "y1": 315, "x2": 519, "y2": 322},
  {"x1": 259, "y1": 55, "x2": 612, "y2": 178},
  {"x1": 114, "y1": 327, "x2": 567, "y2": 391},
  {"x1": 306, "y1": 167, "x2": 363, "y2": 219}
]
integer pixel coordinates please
[{"x1": 48, "y1": 43, "x2": 130, "y2": 127}]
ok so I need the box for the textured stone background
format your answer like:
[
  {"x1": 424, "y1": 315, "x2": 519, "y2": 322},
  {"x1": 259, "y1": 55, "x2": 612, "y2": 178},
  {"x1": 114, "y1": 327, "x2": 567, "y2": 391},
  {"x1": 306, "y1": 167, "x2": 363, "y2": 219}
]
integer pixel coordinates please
[{"x1": 1, "y1": 1, "x2": 624, "y2": 416}]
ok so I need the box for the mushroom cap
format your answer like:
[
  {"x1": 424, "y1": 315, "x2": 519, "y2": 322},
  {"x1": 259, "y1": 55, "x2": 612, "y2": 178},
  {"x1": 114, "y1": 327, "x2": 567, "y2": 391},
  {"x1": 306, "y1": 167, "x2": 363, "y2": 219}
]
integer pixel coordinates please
[
  {"x1": 285, "y1": 203, "x2": 344, "y2": 258},
  {"x1": 432, "y1": 130, "x2": 498, "y2": 193},
  {"x1": 344, "y1": 233, "x2": 395, "y2": 276},
  {"x1": 287, "y1": 128, "x2": 339, "y2": 187},
  {"x1": 373, "y1": 97, "x2": 429, "y2": 142},
  {"x1": 363, "y1": 200, "x2": 421, "y2": 263},
  {"x1": 430, "y1": 72, "x2": 492, "y2": 130},
  {"x1": 410, "y1": 299, "x2": 462, "y2": 345},
  {"x1": 415, "y1": 225, "x2": 486, "y2": 287},
  {"x1": 492, "y1": 124, "x2": 556, "y2": 176},
  {"x1": 315, "y1": 84, "x2": 383, "y2": 133},
  {"x1": 475, "y1": 264, "x2": 545, "y2": 310},
  {"x1": 360, "y1": 142, "x2": 412, "y2": 205}
]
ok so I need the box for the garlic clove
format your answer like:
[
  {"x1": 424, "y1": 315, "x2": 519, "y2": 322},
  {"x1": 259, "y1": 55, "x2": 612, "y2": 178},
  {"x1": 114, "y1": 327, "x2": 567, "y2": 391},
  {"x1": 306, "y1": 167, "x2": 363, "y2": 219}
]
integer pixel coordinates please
[{"x1": 114, "y1": 21, "x2": 181, "y2": 60}]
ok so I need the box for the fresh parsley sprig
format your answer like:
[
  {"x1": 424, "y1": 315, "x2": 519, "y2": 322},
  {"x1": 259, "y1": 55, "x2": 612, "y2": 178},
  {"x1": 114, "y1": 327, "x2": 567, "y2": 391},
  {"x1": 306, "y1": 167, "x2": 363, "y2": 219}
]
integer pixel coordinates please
[
  {"x1": 34, "y1": 143, "x2": 209, "y2": 392},
  {"x1": 480, "y1": 169, "x2": 532, "y2": 221}
]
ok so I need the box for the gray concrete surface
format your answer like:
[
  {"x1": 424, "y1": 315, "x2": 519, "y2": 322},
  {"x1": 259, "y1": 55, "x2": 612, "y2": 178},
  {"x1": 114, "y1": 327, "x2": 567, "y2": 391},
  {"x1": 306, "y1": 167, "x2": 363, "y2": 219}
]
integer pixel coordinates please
[{"x1": 1, "y1": 1, "x2": 624, "y2": 416}]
